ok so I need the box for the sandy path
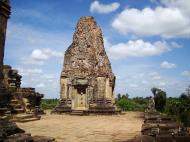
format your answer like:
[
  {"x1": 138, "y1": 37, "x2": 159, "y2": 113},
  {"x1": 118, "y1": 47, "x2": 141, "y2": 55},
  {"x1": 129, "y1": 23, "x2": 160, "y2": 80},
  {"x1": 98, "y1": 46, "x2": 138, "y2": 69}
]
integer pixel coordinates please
[{"x1": 17, "y1": 111, "x2": 143, "y2": 142}]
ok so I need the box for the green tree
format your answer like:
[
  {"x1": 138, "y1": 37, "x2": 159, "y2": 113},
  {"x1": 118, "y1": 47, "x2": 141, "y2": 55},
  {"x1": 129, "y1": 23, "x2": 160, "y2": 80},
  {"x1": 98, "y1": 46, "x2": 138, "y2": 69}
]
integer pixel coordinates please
[
  {"x1": 184, "y1": 85, "x2": 190, "y2": 98},
  {"x1": 116, "y1": 96, "x2": 148, "y2": 112},
  {"x1": 117, "y1": 93, "x2": 121, "y2": 101},
  {"x1": 151, "y1": 87, "x2": 167, "y2": 112},
  {"x1": 178, "y1": 86, "x2": 190, "y2": 126}
]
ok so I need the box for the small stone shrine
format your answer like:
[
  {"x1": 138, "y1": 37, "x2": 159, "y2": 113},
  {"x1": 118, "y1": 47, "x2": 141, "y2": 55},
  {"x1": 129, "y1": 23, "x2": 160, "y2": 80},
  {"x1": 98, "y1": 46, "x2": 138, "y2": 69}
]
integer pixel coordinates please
[{"x1": 53, "y1": 16, "x2": 119, "y2": 115}]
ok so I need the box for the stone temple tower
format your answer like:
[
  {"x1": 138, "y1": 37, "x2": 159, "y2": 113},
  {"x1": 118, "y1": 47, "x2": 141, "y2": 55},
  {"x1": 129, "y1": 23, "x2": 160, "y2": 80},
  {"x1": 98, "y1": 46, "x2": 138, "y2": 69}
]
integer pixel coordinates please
[{"x1": 53, "y1": 16, "x2": 118, "y2": 114}]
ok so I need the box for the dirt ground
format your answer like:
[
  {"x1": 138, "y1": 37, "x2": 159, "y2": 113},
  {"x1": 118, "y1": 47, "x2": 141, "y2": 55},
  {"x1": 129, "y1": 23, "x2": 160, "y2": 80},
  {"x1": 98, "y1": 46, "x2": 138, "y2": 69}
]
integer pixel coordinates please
[{"x1": 17, "y1": 111, "x2": 144, "y2": 142}]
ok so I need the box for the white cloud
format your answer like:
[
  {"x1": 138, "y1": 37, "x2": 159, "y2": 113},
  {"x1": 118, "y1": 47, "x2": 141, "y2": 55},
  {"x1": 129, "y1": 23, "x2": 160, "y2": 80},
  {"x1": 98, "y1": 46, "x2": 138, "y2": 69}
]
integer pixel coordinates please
[
  {"x1": 5, "y1": 21, "x2": 68, "y2": 98},
  {"x1": 18, "y1": 67, "x2": 59, "y2": 98},
  {"x1": 17, "y1": 68, "x2": 43, "y2": 76},
  {"x1": 152, "y1": 75, "x2": 161, "y2": 80},
  {"x1": 161, "y1": 0, "x2": 190, "y2": 18},
  {"x1": 113, "y1": 64, "x2": 188, "y2": 97},
  {"x1": 31, "y1": 48, "x2": 62, "y2": 60},
  {"x1": 112, "y1": 0, "x2": 190, "y2": 38},
  {"x1": 150, "y1": 71, "x2": 161, "y2": 80},
  {"x1": 6, "y1": 23, "x2": 69, "y2": 63},
  {"x1": 41, "y1": 74, "x2": 55, "y2": 80},
  {"x1": 129, "y1": 83, "x2": 138, "y2": 88},
  {"x1": 90, "y1": 1, "x2": 120, "y2": 14},
  {"x1": 142, "y1": 80, "x2": 149, "y2": 85},
  {"x1": 22, "y1": 48, "x2": 63, "y2": 65},
  {"x1": 160, "y1": 61, "x2": 176, "y2": 69},
  {"x1": 181, "y1": 71, "x2": 190, "y2": 77},
  {"x1": 158, "y1": 82, "x2": 166, "y2": 87},
  {"x1": 36, "y1": 83, "x2": 45, "y2": 88},
  {"x1": 107, "y1": 39, "x2": 179, "y2": 59}
]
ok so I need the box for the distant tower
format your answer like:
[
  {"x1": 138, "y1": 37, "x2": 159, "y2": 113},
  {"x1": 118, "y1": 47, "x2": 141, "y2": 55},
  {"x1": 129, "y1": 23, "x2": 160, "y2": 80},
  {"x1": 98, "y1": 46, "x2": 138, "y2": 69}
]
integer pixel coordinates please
[{"x1": 0, "y1": 0, "x2": 11, "y2": 84}]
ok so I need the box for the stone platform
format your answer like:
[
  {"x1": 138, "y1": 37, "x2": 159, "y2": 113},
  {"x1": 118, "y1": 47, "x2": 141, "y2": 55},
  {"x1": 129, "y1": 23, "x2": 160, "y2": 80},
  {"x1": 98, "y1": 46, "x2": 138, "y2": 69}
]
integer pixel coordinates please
[
  {"x1": 52, "y1": 98, "x2": 121, "y2": 115},
  {"x1": 126, "y1": 110, "x2": 190, "y2": 142}
]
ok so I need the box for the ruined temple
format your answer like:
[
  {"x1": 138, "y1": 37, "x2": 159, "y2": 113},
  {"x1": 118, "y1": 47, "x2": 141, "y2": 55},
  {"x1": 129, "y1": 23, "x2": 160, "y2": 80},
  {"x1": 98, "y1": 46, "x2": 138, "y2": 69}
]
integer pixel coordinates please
[
  {"x1": 0, "y1": 2, "x2": 44, "y2": 120},
  {"x1": 53, "y1": 16, "x2": 118, "y2": 115},
  {"x1": 0, "y1": 0, "x2": 11, "y2": 116},
  {"x1": 0, "y1": 1, "x2": 55, "y2": 141},
  {"x1": 3, "y1": 65, "x2": 44, "y2": 117}
]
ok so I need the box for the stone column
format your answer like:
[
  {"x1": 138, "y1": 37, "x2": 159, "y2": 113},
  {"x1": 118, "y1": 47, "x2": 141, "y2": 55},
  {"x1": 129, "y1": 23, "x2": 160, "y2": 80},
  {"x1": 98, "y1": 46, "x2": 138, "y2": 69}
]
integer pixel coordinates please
[
  {"x1": 105, "y1": 78, "x2": 110, "y2": 98},
  {"x1": 60, "y1": 78, "x2": 68, "y2": 99},
  {"x1": 0, "y1": 0, "x2": 11, "y2": 84}
]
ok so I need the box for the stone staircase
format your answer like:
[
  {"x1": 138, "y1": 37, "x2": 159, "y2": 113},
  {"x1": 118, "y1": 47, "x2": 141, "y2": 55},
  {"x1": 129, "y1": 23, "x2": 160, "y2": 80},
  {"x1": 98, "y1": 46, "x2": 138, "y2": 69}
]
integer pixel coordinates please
[
  {"x1": 9, "y1": 99, "x2": 41, "y2": 123},
  {"x1": 0, "y1": 86, "x2": 11, "y2": 118},
  {"x1": 70, "y1": 110, "x2": 85, "y2": 116},
  {"x1": 10, "y1": 99, "x2": 25, "y2": 114},
  {"x1": 12, "y1": 113, "x2": 40, "y2": 123}
]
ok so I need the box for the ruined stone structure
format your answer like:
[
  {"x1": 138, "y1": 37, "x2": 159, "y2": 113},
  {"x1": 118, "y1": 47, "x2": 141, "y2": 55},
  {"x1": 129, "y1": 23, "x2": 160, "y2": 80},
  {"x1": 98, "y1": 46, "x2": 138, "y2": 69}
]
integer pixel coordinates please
[
  {"x1": 0, "y1": 1, "x2": 44, "y2": 118},
  {"x1": 53, "y1": 16, "x2": 118, "y2": 115},
  {"x1": 0, "y1": 1, "x2": 55, "y2": 141},
  {"x1": 2, "y1": 65, "x2": 44, "y2": 117},
  {"x1": 145, "y1": 96, "x2": 156, "y2": 113},
  {"x1": 126, "y1": 98, "x2": 190, "y2": 142},
  {"x1": 3, "y1": 65, "x2": 21, "y2": 89},
  {"x1": 0, "y1": 0, "x2": 11, "y2": 116},
  {"x1": 0, "y1": 0, "x2": 10, "y2": 83}
]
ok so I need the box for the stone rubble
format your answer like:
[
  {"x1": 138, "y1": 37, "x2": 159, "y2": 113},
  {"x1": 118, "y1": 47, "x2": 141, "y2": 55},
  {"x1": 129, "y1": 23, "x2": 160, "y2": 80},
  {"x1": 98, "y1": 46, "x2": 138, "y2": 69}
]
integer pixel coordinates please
[{"x1": 126, "y1": 97, "x2": 190, "y2": 142}]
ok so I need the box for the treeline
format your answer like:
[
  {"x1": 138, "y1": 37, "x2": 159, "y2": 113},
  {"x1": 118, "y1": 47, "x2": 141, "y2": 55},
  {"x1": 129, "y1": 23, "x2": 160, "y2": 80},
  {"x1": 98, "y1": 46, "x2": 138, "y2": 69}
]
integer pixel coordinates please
[
  {"x1": 116, "y1": 85, "x2": 190, "y2": 126},
  {"x1": 40, "y1": 99, "x2": 58, "y2": 110},
  {"x1": 40, "y1": 85, "x2": 190, "y2": 126},
  {"x1": 116, "y1": 94, "x2": 149, "y2": 111}
]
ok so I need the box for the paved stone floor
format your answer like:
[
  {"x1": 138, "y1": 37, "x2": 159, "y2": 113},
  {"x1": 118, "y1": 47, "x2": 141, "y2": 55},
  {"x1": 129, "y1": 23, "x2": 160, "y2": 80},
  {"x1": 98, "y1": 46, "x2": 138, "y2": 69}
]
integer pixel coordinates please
[{"x1": 17, "y1": 111, "x2": 143, "y2": 142}]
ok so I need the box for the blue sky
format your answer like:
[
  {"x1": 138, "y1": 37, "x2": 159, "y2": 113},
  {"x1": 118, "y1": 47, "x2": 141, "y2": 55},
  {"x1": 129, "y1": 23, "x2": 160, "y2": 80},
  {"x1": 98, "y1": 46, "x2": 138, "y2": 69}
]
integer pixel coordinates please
[{"x1": 4, "y1": 0, "x2": 190, "y2": 98}]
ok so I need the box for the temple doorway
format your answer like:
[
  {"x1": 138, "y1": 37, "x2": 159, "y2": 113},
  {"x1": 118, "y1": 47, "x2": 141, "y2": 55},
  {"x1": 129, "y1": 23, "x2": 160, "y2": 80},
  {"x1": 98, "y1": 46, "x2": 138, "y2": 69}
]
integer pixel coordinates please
[{"x1": 74, "y1": 85, "x2": 87, "y2": 110}]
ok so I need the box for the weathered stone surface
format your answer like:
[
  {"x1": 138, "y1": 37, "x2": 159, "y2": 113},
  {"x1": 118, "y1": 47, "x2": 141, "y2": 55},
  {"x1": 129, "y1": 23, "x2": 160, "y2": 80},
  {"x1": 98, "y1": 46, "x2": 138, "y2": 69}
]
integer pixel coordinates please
[
  {"x1": 2, "y1": 65, "x2": 45, "y2": 117},
  {"x1": 62, "y1": 16, "x2": 114, "y2": 80},
  {"x1": 0, "y1": 1, "x2": 44, "y2": 118},
  {"x1": 128, "y1": 97, "x2": 190, "y2": 142},
  {"x1": 32, "y1": 136, "x2": 55, "y2": 142},
  {"x1": 3, "y1": 65, "x2": 21, "y2": 89},
  {"x1": 53, "y1": 16, "x2": 118, "y2": 114},
  {"x1": 0, "y1": 0, "x2": 11, "y2": 118}
]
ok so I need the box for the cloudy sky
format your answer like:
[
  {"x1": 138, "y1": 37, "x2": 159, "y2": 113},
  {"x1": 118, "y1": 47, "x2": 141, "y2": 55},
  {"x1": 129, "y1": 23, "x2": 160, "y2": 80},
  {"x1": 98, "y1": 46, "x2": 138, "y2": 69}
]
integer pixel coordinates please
[{"x1": 4, "y1": 0, "x2": 190, "y2": 98}]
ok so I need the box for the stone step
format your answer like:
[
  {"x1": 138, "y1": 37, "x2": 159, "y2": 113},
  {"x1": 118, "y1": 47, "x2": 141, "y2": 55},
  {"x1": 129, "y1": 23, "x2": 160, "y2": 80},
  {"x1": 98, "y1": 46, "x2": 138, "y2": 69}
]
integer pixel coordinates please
[
  {"x1": 33, "y1": 136, "x2": 55, "y2": 142},
  {"x1": 6, "y1": 133, "x2": 33, "y2": 142},
  {"x1": 14, "y1": 117, "x2": 40, "y2": 123},
  {"x1": 12, "y1": 114, "x2": 41, "y2": 123},
  {"x1": 10, "y1": 104, "x2": 22, "y2": 109},
  {"x1": 13, "y1": 114, "x2": 37, "y2": 119},
  {"x1": 70, "y1": 110, "x2": 84, "y2": 116},
  {"x1": 14, "y1": 108, "x2": 25, "y2": 113},
  {"x1": 0, "y1": 107, "x2": 8, "y2": 112},
  {"x1": 10, "y1": 99, "x2": 19, "y2": 103}
]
